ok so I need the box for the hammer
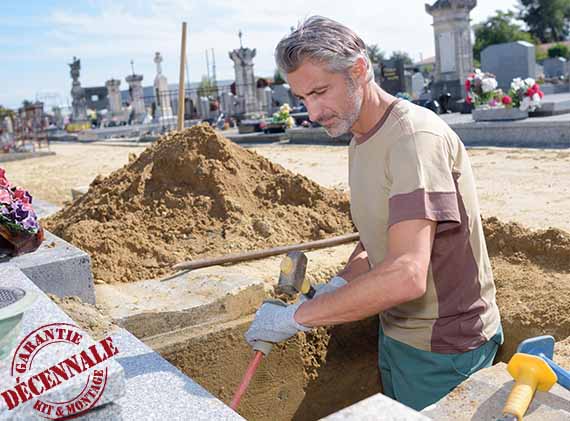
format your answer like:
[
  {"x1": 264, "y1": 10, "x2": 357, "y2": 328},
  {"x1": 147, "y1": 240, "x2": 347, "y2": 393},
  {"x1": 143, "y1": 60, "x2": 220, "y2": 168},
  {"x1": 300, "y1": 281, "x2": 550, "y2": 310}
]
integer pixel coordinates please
[{"x1": 230, "y1": 251, "x2": 312, "y2": 411}]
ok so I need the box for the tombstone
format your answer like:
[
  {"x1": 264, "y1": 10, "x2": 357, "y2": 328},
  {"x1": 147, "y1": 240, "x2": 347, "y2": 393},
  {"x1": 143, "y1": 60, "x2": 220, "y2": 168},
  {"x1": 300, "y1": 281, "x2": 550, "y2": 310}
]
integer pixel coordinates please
[
  {"x1": 228, "y1": 31, "x2": 259, "y2": 114},
  {"x1": 199, "y1": 96, "x2": 210, "y2": 120},
  {"x1": 536, "y1": 63, "x2": 545, "y2": 80},
  {"x1": 84, "y1": 86, "x2": 108, "y2": 112},
  {"x1": 411, "y1": 72, "x2": 425, "y2": 99},
  {"x1": 125, "y1": 73, "x2": 145, "y2": 123},
  {"x1": 425, "y1": 0, "x2": 477, "y2": 108},
  {"x1": 272, "y1": 84, "x2": 295, "y2": 108},
  {"x1": 153, "y1": 52, "x2": 173, "y2": 120},
  {"x1": 543, "y1": 57, "x2": 568, "y2": 78},
  {"x1": 68, "y1": 57, "x2": 88, "y2": 122},
  {"x1": 264, "y1": 87, "x2": 273, "y2": 114},
  {"x1": 3, "y1": 116, "x2": 13, "y2": 133},
  {"x1": 379, "y1": 60, "x2": 406, "y2": 95},
  {"x1": 52, "y1": 107, "x2": 64, "y2": 129},
  {"x1": 105, "y1": 79, "x2": 122, "y2": 115},
  {"x1": 220, "y1": 91, "x2": 235, "y2": 116},
  {"x1": 481, "y1": 41, "x2": 536, "y2": 91}
]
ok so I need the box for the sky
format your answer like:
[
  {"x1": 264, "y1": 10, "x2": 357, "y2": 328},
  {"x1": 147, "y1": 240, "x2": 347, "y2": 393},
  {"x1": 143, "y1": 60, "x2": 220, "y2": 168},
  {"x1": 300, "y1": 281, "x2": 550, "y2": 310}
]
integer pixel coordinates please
[{"x1": 0, "y1": 0, "x2": 520, "y2": 109}]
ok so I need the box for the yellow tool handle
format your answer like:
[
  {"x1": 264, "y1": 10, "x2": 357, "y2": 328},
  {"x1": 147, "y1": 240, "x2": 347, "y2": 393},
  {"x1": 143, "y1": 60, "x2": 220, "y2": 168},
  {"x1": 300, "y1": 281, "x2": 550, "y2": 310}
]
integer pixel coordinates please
[{"x1": 503, "y1": 373, "x2": 537, "y2": 421}]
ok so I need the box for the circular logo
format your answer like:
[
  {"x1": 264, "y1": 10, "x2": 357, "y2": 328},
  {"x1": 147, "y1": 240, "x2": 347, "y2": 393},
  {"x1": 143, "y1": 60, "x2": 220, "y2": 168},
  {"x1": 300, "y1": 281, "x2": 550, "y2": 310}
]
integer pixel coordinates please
[{"x1": 1, "y1": 322, "x2": 119, "y2": 420}]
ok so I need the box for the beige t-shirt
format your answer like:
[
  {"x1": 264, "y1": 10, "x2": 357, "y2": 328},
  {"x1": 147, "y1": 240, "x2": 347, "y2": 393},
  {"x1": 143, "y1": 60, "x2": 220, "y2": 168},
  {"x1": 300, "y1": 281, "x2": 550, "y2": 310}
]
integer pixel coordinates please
[{"x1": 348, "y1": 100, "x2": 500, "y2": 353}]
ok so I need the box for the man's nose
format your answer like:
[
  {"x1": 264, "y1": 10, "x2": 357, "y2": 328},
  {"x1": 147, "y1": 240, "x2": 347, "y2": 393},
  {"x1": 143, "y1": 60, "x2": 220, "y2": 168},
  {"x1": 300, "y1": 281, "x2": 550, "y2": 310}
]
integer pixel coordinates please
[{"x1": 304, "y1": 100, "x2": 322, "y2": 122}]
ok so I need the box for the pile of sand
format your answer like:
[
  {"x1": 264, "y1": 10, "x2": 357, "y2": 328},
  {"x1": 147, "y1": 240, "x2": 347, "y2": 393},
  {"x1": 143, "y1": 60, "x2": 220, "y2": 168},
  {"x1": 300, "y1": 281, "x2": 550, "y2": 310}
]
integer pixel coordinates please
[
  {"x1": 43, "y1": 125, "x2": 353, "y2": 283},
  {"x1": 482, "y1": 217, "x2": 570, "y2": 361}
]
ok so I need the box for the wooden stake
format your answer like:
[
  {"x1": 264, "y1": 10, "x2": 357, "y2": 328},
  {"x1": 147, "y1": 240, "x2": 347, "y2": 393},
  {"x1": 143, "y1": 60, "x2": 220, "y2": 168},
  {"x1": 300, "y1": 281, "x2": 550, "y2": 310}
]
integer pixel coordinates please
[{"x1": 177, "y1": 22, "x2": 187, "y2": 131}]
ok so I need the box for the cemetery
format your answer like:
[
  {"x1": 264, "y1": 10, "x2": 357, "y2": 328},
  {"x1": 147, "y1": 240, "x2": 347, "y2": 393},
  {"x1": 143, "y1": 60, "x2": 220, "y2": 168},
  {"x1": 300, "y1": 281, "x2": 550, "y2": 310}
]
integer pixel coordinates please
[{"x1": 3, "y1": 1, "x2": 570, "y2": 421}]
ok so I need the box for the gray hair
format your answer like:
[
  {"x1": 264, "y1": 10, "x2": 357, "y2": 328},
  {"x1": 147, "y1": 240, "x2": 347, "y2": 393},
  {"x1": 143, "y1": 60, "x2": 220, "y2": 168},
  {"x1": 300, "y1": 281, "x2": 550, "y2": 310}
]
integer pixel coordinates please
[{"x1": 275, "y1": 16, "x2": 374, "y2": 83}]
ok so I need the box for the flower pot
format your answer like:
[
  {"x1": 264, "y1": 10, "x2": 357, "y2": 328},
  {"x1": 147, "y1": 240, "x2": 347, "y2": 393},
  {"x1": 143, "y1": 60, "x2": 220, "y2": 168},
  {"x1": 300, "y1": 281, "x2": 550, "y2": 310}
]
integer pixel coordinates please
[{"x1": 472, "y1": 108, "x2": 529, "y2": 122}]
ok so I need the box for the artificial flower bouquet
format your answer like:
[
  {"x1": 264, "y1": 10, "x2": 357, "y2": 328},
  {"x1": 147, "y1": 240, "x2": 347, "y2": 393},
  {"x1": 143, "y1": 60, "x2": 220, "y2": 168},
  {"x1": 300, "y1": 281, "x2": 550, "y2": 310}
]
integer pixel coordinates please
[
  {"x1": 466, "y1": 70, "x2": 544, "y2": 113},
  {"x1": 465, "y1": 69, "x2": 505, "y2": 109},
  {"x1": 271, "y1": 103, "x2": 295, "y2": 128},
  {"x1": 508, "y1": 77, "x2": 544, "y2": 112},
  {"x1": 0, "y1": 168, "x2": 44, "y2": 257}
]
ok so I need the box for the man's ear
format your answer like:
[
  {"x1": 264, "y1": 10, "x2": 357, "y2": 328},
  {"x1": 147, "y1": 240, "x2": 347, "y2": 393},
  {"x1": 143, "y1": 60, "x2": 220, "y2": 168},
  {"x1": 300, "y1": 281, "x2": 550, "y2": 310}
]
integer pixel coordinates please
[{"x1": 350, "y1": 56, "x2": 368, "y2": 84}]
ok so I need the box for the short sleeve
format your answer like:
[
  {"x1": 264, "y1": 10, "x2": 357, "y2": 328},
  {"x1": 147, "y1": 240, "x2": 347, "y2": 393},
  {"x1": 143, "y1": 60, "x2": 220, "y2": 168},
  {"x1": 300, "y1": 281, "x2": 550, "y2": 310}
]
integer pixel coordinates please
[{"x1": 387, "y1": 131, "x2": 460, "y2": 233}]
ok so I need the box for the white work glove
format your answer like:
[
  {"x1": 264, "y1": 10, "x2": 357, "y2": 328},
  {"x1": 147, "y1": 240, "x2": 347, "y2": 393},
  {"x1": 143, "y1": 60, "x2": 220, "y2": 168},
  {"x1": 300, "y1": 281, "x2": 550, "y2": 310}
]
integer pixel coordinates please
[
  {"x1": 244, "y1": 300, "x2": 311, "y2": 346},
  {"x1": 300, "y1": 276, "x2": 348, "y2": 303}
]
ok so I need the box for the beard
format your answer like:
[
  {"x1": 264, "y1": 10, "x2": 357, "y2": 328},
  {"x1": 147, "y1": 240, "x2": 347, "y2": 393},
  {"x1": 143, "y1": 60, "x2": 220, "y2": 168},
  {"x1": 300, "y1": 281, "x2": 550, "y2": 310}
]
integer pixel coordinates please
[{"x1": 321, "y1": 79, "x2": 363, "y2": 138}]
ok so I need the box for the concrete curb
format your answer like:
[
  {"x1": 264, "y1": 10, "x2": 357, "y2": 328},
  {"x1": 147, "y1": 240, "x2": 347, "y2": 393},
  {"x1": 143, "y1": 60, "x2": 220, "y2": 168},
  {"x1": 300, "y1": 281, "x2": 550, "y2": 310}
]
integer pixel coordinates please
[{"x1": 5, "y1": 231, "x2": 95, "y2": 304}]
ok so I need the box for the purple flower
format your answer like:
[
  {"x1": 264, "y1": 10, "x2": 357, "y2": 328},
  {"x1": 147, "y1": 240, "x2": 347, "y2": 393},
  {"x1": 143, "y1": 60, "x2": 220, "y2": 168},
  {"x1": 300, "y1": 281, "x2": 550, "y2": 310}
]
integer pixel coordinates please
[
  {"x1": 21, "y1": 216, "x2": 39, "y2": 231},
  {"x1": 0, "y1": 204, "x2": 9, "y2": 216},
  {"x1": 12, "y1": 202, "x2": 29, "y2": 221}
]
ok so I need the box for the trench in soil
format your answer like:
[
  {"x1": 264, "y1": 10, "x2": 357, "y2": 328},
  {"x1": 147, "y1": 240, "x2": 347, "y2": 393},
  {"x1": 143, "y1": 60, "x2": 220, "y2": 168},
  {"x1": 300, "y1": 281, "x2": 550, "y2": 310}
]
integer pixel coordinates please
[{"x1": 126, "y1": 221, "x2": 570, "y2": 420}]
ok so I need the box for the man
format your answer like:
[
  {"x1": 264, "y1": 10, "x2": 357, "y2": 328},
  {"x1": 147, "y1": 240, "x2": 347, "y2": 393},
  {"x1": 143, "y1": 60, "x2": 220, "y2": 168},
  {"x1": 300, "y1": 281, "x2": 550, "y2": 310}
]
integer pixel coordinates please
[{"x1": 245, "y1": 16, "x2": 502, "y2": 411}]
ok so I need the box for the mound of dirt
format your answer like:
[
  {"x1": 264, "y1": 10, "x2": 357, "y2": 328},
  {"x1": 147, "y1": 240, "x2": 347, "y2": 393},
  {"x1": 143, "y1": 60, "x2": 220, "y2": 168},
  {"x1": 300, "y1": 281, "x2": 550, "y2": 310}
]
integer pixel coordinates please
[
  {"x1": 43, "y1": 125, "x2": 352, "y2": 283},
  {"x1": 484, "y1": 216, "x2": 570, "y2": 271},
  {"x1": 482, "y1": 217, "x2": 570, "y2": 362}
]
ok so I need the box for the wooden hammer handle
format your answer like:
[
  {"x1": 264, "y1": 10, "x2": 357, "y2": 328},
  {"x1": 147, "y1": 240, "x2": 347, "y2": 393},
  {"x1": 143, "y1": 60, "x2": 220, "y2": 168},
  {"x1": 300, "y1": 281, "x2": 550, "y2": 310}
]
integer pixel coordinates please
[{"x1": 172, "y1": 232, "x2": 360, "y2": 271}]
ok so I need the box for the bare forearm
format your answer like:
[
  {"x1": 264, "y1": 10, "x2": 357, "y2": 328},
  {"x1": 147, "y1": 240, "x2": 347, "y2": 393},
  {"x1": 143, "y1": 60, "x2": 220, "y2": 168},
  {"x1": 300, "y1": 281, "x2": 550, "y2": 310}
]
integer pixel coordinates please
[{"x1": 295, "y1": 255, "x2": 425, "y2": 326}]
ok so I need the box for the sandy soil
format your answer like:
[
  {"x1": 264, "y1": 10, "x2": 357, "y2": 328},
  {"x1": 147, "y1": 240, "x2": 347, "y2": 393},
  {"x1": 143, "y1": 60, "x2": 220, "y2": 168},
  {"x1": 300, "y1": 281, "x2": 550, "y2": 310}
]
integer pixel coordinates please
[
  {"x1": 1, "y1": 142, "x2": 148, "y2": 206},
  {"x1": 5, "y1": 141, "x2": 569, "y2": 233},
  {"x1": 7, "y1": 137, "x2": 570, "y2": 420},
  {"x1": 249, "y1": 144, "x2": 570, "y2": 234}
]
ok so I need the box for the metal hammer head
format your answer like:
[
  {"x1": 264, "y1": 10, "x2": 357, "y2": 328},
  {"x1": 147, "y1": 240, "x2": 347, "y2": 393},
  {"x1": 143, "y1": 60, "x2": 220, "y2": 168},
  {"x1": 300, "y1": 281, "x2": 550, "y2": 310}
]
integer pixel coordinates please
[
  {"x1": 276, "y1": 251, "x2": 309, "y2": 297},
  {"x1": 517, "y1": 335, "x2": 555, "y2": 359}
]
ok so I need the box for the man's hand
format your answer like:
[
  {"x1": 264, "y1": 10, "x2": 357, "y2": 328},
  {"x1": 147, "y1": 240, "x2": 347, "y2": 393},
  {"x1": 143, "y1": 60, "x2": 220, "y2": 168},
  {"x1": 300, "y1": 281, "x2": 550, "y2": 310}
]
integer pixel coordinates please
[
  {"x1": 294, "y1": 219, "x2": 436, "y2": 327},
  {"x1": 244, "y1": 301, "x2": 311, "y2": 346}
]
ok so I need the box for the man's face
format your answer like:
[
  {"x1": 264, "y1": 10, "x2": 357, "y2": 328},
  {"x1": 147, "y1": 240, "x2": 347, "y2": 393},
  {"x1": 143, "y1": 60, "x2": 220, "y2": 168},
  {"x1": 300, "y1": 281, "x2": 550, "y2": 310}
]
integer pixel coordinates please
[{"x1": 287, "y1": 60, "x2": 363, "y2": 137}]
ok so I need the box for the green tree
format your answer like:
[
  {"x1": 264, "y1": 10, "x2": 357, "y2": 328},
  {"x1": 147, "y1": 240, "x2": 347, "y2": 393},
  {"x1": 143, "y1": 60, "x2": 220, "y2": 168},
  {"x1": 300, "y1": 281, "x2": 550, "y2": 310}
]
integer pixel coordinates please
[
  {"x1": 548, "y1": 42, "x2": 570, "y2": 58},
  {"x1": 366, "y1": 44, "x2": 386, "y2": 64},
  {"x1": 197, "y1": 75, "x2": 217, "y2": 98},
  {"x1": 273, "y1": 69, "x2": 286, "y2": 85},
  {"x1": 0, "y1": 106, "x2": 15, "y2": 120},
  {"x1": 518, "y1": 0, "x2": 570, "y2": 43},
  {"x1": 473, "y1": 10, "x2": 536, "y2": 61},
  {"x1": 388, "y1": 51, "x2": 413, "y2": 65}
]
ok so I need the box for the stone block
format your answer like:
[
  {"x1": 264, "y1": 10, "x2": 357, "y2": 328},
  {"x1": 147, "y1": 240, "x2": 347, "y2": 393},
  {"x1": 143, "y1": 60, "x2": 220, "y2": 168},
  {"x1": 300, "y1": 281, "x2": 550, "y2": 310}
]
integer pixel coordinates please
[
  {"x1": 472, "y1": 108, "x2": 528, "y2": 122},
  {"x1": 322, "y1": 392, "x2": 429, "y2": 420},
  {"x1": 422, "y1": 362, "x2": 570, "y2": 420},
  {"x1": 4, "y1": 230, "x2": 95, "y2": 304},
  {"x1": 0, "y1": 264, "x2": 125, "y2": 420}
]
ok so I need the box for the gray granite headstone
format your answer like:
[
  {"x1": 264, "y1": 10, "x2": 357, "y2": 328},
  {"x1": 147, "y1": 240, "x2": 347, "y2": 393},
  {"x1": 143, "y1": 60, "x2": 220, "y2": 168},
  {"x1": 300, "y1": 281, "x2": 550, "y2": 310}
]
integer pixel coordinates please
[
  {"x1": 543, "y1": 57, "x2": 568, "y2": 78},
  {"x1": 481, "y1": 41, "x2": 536, "y2": 91}
]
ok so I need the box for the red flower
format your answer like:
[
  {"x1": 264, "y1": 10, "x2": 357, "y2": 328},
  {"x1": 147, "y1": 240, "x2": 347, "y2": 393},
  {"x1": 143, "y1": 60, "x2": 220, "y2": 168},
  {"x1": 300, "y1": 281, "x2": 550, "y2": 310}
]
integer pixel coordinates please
[
  {"x1": 502, "y1": 95, "x2": 513, "y2": 105},
  {"x1": 13, "y1": 188, "x2": 30, "y2": 205},
  {"x1": 465, "y1": 79, "x2": 471, "y2": 92},
  {"x1": 0, "y1": 168, "x2": 9, "y2": 188},
  {"x1": 526, "y1": 87, "x2": 534, "y2": 97},
  {"x1": 466, "y1": 95, "x2": 473, "y2": 105},
  {"x1": 0, "y1": 188, "x2": 10, "y2": 204}
]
